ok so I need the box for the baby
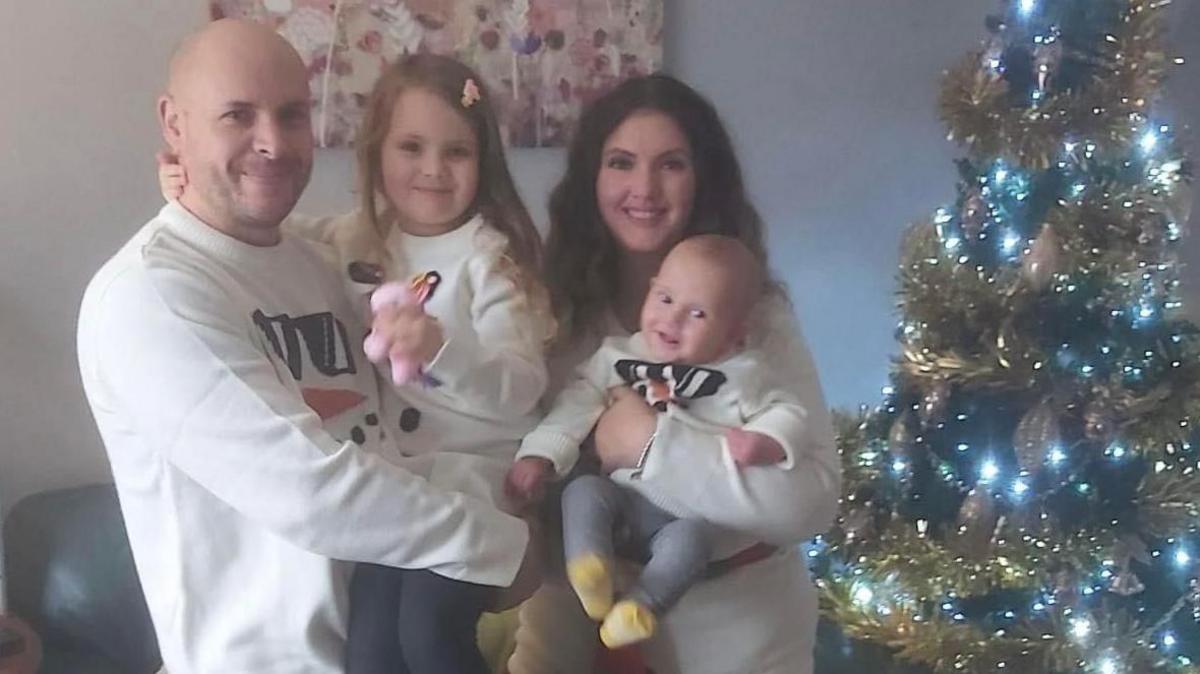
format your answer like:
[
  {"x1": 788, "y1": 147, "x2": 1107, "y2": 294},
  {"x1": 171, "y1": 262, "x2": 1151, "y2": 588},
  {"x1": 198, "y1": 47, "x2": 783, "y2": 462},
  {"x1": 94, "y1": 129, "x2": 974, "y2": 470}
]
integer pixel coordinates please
[{"x1": 507, "y1": 234, "x2": 800, "y2": 647}]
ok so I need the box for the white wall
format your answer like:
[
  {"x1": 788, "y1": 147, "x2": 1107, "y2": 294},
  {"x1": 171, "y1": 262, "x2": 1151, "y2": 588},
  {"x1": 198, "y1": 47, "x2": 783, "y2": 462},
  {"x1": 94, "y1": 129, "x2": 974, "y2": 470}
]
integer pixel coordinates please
[{"x1": 2, "y1": 1, "x2": 1197, "y2": 514}]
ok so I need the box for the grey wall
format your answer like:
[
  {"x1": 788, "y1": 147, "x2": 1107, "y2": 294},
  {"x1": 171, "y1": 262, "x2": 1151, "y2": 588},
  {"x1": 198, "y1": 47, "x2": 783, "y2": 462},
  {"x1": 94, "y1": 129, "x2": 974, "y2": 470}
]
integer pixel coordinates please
[{"x1": 2, "y1": 1, "x2": 1197, "y2": 513}]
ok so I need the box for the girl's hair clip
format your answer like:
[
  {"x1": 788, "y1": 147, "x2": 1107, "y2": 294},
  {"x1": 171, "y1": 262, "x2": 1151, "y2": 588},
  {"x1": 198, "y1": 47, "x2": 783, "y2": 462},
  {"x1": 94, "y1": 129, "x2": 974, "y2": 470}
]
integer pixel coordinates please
[{"x1": 461, "y1": 78, "x2": 481, "y2": 108}]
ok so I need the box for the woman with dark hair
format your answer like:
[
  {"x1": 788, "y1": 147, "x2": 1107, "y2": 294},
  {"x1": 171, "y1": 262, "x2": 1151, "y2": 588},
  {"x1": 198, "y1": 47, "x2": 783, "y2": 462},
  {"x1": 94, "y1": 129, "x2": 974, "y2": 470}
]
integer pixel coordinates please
[
  {"x1": 509, "y1": 74, "x2": 840, "y2": 674},
  {"x1": 545, "y1": 74, "x2": 768, "y2": 345}
]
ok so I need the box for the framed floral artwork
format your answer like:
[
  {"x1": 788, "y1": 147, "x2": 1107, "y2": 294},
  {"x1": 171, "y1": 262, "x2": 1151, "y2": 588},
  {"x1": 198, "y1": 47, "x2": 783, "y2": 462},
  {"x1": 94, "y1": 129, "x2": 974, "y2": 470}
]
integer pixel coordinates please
[{"x1": 210, "y1": 0, "x2": 664, "y2": 147}]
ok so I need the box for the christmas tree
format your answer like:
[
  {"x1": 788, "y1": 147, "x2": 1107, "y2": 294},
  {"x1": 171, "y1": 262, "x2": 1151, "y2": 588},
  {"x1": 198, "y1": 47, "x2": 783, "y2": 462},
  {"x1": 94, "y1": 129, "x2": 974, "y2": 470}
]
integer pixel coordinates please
[{"x1": 810, "y1": 1, "x2": 1197, "y2": 672}]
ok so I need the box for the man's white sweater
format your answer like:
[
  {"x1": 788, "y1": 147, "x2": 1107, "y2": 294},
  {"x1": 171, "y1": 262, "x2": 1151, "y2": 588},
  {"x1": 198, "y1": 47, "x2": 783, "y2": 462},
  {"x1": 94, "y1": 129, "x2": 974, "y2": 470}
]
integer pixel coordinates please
[{"x1": 77, "y1": 203, "x2": 527, "y2": 674}]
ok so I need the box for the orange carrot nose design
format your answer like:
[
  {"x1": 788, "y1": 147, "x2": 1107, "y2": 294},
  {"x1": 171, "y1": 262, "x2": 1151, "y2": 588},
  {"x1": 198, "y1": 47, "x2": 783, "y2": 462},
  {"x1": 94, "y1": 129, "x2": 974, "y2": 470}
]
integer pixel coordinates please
[{"x1": 302, "y1": 387, "x2": 367, "y2": 421}]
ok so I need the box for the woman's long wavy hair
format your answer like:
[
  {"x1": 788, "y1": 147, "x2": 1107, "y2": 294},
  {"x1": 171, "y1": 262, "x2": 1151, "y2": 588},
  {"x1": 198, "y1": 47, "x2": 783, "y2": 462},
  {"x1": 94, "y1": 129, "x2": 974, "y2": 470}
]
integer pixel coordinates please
[{"x1": 543, "y1": 73, "x2": 772, "y2": 345}]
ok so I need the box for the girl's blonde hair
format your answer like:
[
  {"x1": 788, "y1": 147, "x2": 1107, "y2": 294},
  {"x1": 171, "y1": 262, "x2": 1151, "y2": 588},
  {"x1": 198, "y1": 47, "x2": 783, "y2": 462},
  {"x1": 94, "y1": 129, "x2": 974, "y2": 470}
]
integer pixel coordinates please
[{"x1": 355, "y1": 53, "x2": 553, "y2": 342}]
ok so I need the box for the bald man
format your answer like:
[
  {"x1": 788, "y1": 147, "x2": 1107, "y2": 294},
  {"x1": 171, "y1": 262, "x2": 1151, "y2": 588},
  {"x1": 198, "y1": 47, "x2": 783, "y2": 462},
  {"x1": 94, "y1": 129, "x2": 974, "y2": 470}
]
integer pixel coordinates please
[{"x1": 78, "y1": 20, "x2": 531, "y2": 673}]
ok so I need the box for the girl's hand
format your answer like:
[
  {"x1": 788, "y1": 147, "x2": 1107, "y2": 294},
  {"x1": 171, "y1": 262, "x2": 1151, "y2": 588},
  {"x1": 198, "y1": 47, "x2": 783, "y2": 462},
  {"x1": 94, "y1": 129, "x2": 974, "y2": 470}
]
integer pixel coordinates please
[
  {"x1": 593, "y1": 386, "x2": 657, "y2": 473},
  {"x1": 504, "y1": 456, "x2": 555, "y2": 509},
  {"x1": 157, "y1": 150, "x2": 187, "y2": 201},
  {"x1": 371, "y1": 303, "x2": 445, "y2": 366},
  {"x1": 725, "y1": 428, "x2": 786, "y2": 468}
]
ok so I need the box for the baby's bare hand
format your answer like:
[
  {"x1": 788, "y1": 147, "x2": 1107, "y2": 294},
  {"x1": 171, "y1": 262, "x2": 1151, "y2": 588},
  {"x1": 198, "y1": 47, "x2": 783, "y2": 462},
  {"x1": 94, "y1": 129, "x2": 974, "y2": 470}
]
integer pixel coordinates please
[{"x1": 505, "y1": 457, "x2": 554, "y2": 510}]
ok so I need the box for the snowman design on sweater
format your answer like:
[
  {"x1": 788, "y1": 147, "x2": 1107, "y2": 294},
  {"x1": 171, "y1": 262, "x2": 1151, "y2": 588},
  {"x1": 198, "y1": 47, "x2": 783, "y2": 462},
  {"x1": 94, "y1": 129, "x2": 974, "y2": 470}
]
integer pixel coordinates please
[{"x1": 252, "y1": 309, "x2": 375, "y2": 442}]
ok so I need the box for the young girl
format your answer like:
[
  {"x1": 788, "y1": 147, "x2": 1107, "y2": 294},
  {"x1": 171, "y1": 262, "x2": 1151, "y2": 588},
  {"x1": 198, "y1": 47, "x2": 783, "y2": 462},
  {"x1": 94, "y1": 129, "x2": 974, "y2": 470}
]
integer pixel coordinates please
[
  {"x1": 338, "y1": 53, "x2": 557, "y2": 674},
  {"x1": 162, "y1": 54, "x2": 552, "y2": 674}
]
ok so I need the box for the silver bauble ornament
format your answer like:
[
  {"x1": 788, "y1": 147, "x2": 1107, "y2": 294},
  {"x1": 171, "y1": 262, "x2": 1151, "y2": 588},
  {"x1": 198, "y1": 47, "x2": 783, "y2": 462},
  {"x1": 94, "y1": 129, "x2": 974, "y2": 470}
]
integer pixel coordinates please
[
  {"x1": 1021, "y1": 223, "x2": 1062, "y2": 291},
  {"x1": 1013, "y1": 398, "x2": 1061, "y2": 475},
  {"x1": 956, "y1": 489, "x2": 999, "y2": 556}
]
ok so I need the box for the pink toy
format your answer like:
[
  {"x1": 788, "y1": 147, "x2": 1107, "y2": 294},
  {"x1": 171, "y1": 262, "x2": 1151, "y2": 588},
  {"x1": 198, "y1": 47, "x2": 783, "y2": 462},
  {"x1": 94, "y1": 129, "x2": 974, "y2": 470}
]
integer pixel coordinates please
[{"x1": 363, "y1": 271, "x2": 442, "y2": 386}]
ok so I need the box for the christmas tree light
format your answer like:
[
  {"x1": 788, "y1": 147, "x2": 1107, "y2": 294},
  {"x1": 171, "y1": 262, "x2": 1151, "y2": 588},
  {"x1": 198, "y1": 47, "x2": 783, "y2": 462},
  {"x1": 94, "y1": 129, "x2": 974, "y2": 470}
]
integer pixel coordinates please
[{"x1": 813, "y1": 1, "x2": 1197, "y2": 672}]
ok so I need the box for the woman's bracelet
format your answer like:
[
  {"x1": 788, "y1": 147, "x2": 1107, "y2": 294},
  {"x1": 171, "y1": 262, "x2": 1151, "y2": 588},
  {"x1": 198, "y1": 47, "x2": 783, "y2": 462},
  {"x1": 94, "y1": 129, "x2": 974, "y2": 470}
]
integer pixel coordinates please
[{"x1": 630, "y1": 431, "x2": 657, "y2": 480}]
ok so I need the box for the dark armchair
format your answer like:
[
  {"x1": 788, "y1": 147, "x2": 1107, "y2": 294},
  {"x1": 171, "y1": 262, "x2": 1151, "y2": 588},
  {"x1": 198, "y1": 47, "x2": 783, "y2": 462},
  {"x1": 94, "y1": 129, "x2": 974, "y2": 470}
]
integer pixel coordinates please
[{"x1": 3, "y1": 484, "x2": 160, "y2": 674}]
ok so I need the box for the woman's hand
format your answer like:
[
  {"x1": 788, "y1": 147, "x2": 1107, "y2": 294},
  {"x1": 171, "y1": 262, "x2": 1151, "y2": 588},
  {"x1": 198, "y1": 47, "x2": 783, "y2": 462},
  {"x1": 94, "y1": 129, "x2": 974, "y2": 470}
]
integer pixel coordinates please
[
  {"x1": 593, "y1": 386, "x2": 657, "y2": 473},
  {"x1": 157, "y1": 150, "x2": 187, "y2": 201},
  {"x1": 370, "y1": 303, "x2": 445, "y2": 366},
  {"x1": 491, "y1": 514, "x2": 545, "y2": 612}
]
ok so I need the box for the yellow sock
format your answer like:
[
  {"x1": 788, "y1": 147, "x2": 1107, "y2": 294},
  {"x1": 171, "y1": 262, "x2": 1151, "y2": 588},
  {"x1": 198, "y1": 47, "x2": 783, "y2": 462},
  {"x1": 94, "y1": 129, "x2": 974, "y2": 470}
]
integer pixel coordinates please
[
  {"x1": 566, "y1": 554, "x2": 613, "y2": 620},
  {"x1": 599, "y1": 599, "x2": 657, "y2": 648}
]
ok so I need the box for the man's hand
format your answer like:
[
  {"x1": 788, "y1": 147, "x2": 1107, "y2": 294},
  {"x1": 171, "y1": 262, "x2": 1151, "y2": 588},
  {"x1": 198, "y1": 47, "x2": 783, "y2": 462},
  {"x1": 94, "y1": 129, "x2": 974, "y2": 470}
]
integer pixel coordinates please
[
  {"x1": 593, "y1": 386, "x2": 657, "y2": 473},
  {"x1": 505, "y1": 456, "x2": 555, "y2": 509}
]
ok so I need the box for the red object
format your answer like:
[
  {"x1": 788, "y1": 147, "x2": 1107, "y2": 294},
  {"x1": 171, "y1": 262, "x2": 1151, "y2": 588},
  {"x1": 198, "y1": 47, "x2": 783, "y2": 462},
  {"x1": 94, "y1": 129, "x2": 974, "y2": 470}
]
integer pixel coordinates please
[
  {"x1": 595, "y1": 644, "x2": 649, "y2": 674},
  {"x1": 704, "y1": 542, "x2": 778, "y2": 579},
  {"x1": 301, "y1": 387, "x2": 367, "y2": 421},
  {"x1": 0, "y1": 614, "x2": 41, "y2": 674},
  {"x1": 409, "y1": 271, "x2": 442, "y2": 305}
]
